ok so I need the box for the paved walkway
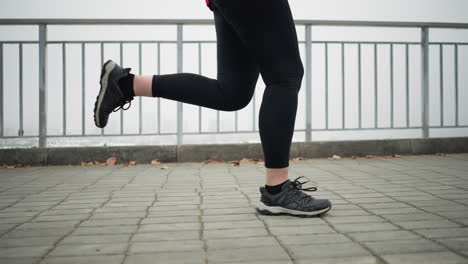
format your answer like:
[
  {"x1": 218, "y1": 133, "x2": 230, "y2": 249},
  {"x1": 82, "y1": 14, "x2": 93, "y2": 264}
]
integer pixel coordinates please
[{"x1": 1, "y1": 153, "x2": 468, "y2": 264}]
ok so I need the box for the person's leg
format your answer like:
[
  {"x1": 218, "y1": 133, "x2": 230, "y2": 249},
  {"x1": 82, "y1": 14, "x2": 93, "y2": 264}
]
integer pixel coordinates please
[
  {"x1": 210, "y1": 0, "x2": 304, "y2": 186},
  {"x1": 143, "y1": 9, "x2": 260, "y2": 112}
]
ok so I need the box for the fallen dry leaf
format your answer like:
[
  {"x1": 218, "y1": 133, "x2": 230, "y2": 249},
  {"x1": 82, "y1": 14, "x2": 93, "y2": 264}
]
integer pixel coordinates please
[
  {"x1": 6, "y1": 165, "x2": 15, "y2": 168},
  {"x1": 129, "y1": 161, "x2": 136, "y2": 166},
  {"x1": 80, "y1": 161, "x2": 87, "y2": 166},
  {"x1": 435, "y1": 153, "x2": 447, "y2": 156},
  {"x1": 239, "y1": 158, "x2": 252, "y2": 163},
  {"x1": 365, "y1": 155, "x2": 377, "y2": 158},
  {"x1": 256, "y1": 161, "x2": 265, "y2": 165},
  {"x1": 86, "y1": 162, "x2": 94, "y2": 166},
  {"x1": 392, "y1": 154, "x2": 401, "y2": 158},
  {"x1": 161, "y1": 165, "x2": 169, "y2": 170},
  {"x1": 331, "y1": 155, "x2": 342, "y2": 160},
  {"x1": 106, "y1": 157, "x2": 117, "y2": 166},
  {"x1": 202, "y1": 159, "x2": 225, "y2": 165},
  {"x1": 94, "y1": 161, "x2": 107, "y2": 166},
  {"x1": 229, "y1": 160, "x2": 240, "y2": 166},
  {"x1": 291, "y1": 157, "x2": 304, "y2": 162},
  {"x1": 151, "y1": 159, "x2": 161, "y2": 165},
  {"x1": 120, "y1": 163, "x2": 129, "y2": 167},
  {"x1": 351, "y1": 156, "x2": 358, "y2": 159}
]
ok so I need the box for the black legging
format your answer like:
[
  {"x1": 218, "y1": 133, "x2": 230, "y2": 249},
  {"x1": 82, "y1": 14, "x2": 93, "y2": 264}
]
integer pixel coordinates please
[{"x1": 152, "y1": 0, "x2": 304, "y2": 168}]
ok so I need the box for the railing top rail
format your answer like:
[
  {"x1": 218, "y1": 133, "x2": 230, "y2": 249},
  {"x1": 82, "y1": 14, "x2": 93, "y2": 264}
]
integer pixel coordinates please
[{"x1": 1, "y1": 18, "x2": 468, "y2": 28}]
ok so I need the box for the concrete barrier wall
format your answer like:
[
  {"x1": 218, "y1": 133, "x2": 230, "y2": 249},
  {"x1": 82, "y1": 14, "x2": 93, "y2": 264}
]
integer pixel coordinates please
[{"x1": 1, "y1": 137, "x2": 467, "y2": 166}]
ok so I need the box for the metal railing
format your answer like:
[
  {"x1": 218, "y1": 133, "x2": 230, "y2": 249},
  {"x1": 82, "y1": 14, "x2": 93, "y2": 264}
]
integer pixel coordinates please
[{"x1": 0, "y1": 19, "x2": 467, "y2": 147}]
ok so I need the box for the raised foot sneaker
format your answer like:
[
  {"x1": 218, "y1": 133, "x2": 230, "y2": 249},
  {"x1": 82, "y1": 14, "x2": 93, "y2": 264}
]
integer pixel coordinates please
[
  {"x1": 94, "y1": 59, "x2": 134, "y2": 128},
  {"x1": 256, "y1": 176, "x2": 332, "y2": 217}
]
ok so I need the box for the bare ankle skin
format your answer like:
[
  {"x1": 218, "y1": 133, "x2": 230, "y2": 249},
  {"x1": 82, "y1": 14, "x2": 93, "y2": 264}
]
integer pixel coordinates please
[
  {"x1": 133, "y1": 75, "x2": 153, "y2": 97},
  {"x1": 266, "y1": 167, "x2": 288, "y2": 186}
]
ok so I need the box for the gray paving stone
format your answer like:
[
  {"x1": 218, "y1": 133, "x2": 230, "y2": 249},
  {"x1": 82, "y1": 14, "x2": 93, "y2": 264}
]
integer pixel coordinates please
[
  {"x1": 364, "y1": 239, "x2": 445, "y2": 254},
  {"x1": 0, "y1": 246, "x2": 51, "y2": 258},
  {"x1": 203, "y1": 207, "x2": 255, "y2": 215},
  {"x1": 49, "y1": 243, "x2": 128, "y2": 257},
  {"x1": 347, "y1": 230, "x2": 421, "y2": 242},
  {"x1": 326, "y1": 215, "x2": 386, "y2": 224},
  {"x1": 332, "y1": 222, "x2": 400, "y2": 233},
  {"x1": 295, "y1": 256, "x2": 379, "y2": 264},
  {"x1": 202, "y1": 214, "x2": 258, "y2": 222},
  {"x1": 17, "y1": 221, "x2": 80, "y2": 229},
  {"x1": 204, "y1": 228, "x2": 269, "y2": 239},
  {"x1": 277, "y1": 233, "x2": 351, "y2": 245},
  {"x1": 381, "y1": 251, "x2": 468, "y2": 264},
  {"x1": 71, "y1": 226, "x2": 137, "y2": 236},
  {"x1": 368, "y1": 207, "x2": 425, "y2": 215},
  {"x1": 124, "y1": 250, "x2": 205, "y2": 264},
  {"x1": 79, "y1": 218, "x2": 140, "y2": 227},
  {"x1": 149, "y1": 204, "x2": 199, "y2": 211},
  {"x1": 0, "y1": 257, "x2": 38, "y2": 264},
  {"x1": 204, "y1": 220, "x2": 264, "y2": 230},
  {"x1": 289, "y1": 242, "x2": 372, "y2": 258},
  {"x1": 259, "y1": 217, "x2": 328, "y2": 227},
  {"x1": 437, "y1": 237, "x2": 468, "y2": 251},
  {"x1": 0, "y1": 236, "x2": 60, "y2": 248},
  {"x1": 60, "y1": 234, "x2": 131, "y2": 245},
  {"x1": 40, "y1": 255, "x2": 124, "y2": 264},
  {"x1": 325, "y1": 209, "x2": 371, "y2": 216},
  {"x1": 268, "y1": 225, "x2": 336, "y2": 235},
  {"x1": 207, "y1": 246, "x2": 290, "y2": 263},
  {"x1": 414, "y1": 227, "x2": 468, "y2": 239},
  {"x1": 90, "y1": 212, "x2": 147, "y2": 219},
  {"x1": 2, "y1": 228, "x2": 72, "y2": 238},
  {"x1": 40, "y1": 209, "x2": 94, "y2": 216},
  {"x1": 141, "y1": 215, "x2": 199, "y2": 224},
  {"x1": 138, "y1": 222, "x2": 200, "y2": 232},
  {"x1": 129, "y1": 240, "x2": 203, "y2": 253},
  {"x1": 94, "y1": 206, "x2": 148, "y2": 213},
  {"x1": 147, "y1": 210, "x2": 200, "y2": 217},
  {"x1": 381, "y1": 213, "x2": 444, "y2": 222},
  {"x1": 132, "y1": 231, "x2": 200, "y2": 242},
  {"x1": 394, "y1": 219, "x2": 462, "y2": 229},
  {"x1": 206, "y1": 236, "x2": 278, "y2": 250}
]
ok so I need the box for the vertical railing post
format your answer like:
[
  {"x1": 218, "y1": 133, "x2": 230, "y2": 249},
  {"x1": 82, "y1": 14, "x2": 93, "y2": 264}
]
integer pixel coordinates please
[
  {"x1": 176, "y1": 24, "x2": 183, "y2": 145},
  {"x1": 421, "y1": 27, "x2": 430, "y2": 138},
  {"x1": 38, "y1": 24, "x2": 47, "y2": 147},
  {"x1": 0, "y1": 43, "x2": 3, "y2": 138},
  {"x1": 305, "y1": 24, "x2": 312, "y2": 142}
]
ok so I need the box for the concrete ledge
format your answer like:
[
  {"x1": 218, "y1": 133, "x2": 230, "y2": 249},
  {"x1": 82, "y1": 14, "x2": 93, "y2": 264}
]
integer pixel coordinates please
[{"x1": 0, "y1": 137, "x2": 467, "y2": 166}]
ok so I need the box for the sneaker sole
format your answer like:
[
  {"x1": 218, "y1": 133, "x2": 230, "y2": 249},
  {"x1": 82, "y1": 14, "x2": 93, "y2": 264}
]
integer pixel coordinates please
[
  {"x1": 256, "y1": 202, "x2": 332, "y2": 217},
  {"x1": 94, "y1": 60, "x2": 116, "y2": 128}
]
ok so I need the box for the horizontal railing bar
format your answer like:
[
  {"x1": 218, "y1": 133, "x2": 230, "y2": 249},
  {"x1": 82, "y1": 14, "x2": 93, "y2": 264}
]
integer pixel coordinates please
[
  {"x1": 2, "y1": 19, "x2": 468, "y2": 28},
  {"x1": 4, "y1": 40, "x2": 463, "y2": 45},
  {"x1": 4, "y1": 125, "x2": 468, "y2": 139},
  {"x1": 0, "y1": 41, "x2": 39, "y2": 44},
  {"x1": 0, "y1": 40, "x2": 462, "y2": 45},
  {"x1": 46, "y1": 40, "x2": 179, "y2": 44},
  {"x1": 430, "y1": 42, "x2": 468, "y2": 45},
  {"x1": 312, "y1": 41, "x2": 421, "y2": 45}
]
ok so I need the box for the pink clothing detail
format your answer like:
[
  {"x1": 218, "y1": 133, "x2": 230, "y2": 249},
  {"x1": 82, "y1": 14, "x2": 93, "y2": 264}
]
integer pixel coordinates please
[{"x1": 205, "y1": 0, "x2": 213, "y2": 10}]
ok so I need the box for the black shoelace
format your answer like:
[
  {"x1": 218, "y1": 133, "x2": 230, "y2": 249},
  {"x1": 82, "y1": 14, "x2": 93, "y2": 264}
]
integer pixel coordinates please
[
  {"x1": 112, "y1": 68, "x2": 133, "y2": 112},
  {"x1": 287, "y1": 176, "x2": 318, "y2": 204},
  {"x1": 112, "y1": 99, "x2": 132, "y2": 112}
]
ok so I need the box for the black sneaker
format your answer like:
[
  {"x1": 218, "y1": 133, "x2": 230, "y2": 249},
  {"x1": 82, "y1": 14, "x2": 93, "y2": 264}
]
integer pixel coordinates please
[
  {"x1": 256, "y1": 176, "x2": 332, "y2": 217},
  {"x1": 93, "y1": 59, "x2": 134, "y2": 128}
]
